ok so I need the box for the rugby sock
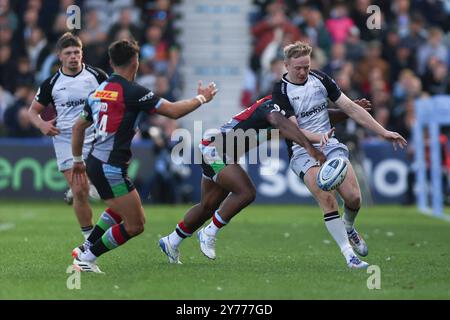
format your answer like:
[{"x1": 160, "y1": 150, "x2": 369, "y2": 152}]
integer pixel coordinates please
[
  {"x1": 86, "y1": 208, "x2": 122, "y2": 246},
  {"x1": 88, "y1": 223, "x2": 131, "y2": 259},
  {"x1": 81, "y1": 225, "x2": 93, "y2": 241},
  {"x1": 323, "y1": 211, "x2": 353, "y2": 257},
  {"x1": 342, "y1": 205, "x2": 360, "y2": 232},
  {"x1": 204, "y1": 210, "x2": 228, "y2": 236},
  {"x1": 169, "y1": 221, "x2": 193, "y2": 248}
]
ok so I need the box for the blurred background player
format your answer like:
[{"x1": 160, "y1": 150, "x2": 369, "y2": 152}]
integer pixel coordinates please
[
  {"x1": 71, "y1": 39, "x2": 217, "y2": 272},
  {"x1": 159, "y1": 95, "x2": 330, "y2": 264},
  {"x1": 273, "y1": 41, "x2": 407, "y2": 268},
  {"x1": 28, "y1": 32, "x2": 108, "y2": 241}
]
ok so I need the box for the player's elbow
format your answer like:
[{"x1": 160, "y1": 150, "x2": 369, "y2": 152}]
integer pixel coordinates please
[
  {"x1": 267, "y1": 112, "x2": 282, "y2": 128},
  {"x1": 268, "y1": 113, "x2": 292, "y2": 137},
  {"x1": 157, "y1": 103, "x2": 182, "y2": 119},
  {"x1": 168, "y1": 110, "x2": 182, "y2": 119}
]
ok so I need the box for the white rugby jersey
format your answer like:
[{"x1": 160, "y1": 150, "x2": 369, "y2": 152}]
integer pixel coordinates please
[
  {"x1": 35, "y1": 64, "x2": 108, "y2": 137},
  {"x1": 272, "y1": 69, "x2": 342, "y2": 156}
]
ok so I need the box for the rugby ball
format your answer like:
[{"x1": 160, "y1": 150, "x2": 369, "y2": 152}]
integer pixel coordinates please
[{"x1": 316, "y1": 157, "x2": 348, "y2": 191}]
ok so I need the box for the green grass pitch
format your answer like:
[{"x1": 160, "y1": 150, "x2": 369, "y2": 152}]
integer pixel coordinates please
[{"x1": 1, "y1": 202, "x2": 449, "y2": 299}]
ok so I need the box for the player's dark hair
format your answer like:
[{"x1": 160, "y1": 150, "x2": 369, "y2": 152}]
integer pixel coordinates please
[
  {"x1": 108, "y1": 39, "x2": 140, "y2": 67},
  {"x1": 56, "y1": 32, "x2": 82, "y2": 52}
]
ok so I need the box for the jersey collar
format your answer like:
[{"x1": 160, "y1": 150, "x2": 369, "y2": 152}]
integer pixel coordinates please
[
  {"x1": 60, "y1": 63, "x2": 85, "y2": 78},
  {"x1": 281, "y1": 73, "x2": 309, "y2": 86}
]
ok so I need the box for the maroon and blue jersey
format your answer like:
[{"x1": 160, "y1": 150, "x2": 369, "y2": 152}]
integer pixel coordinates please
[
  {"x1": 81, "y1": 73, "x2": 162, "y2": 167},
  {"x1": 200, "y1": 95, "x2": 295, "y2": 160}
]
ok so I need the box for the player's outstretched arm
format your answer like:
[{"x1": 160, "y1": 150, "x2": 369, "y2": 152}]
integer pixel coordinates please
[
  {"x1": 285, "y1": 116, "x2": 335, "y2": 148},
  {"x1": 28, "y1": 100, "x2": 60, "y2": 136},
  {"x1": 335, "y1": 93, "x2": 407, "y2": 150},
  {"x1": 267, "y1": 112, "x2": 326, "y2": 164},
  {"x1": 328, "y1": 98, "x2": 372, "y2": 125},
  {"x1": 156, "y1": 81, "x2": 218, "y2": 119}
]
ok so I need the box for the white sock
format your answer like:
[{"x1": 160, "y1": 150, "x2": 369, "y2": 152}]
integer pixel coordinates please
[
  {"x1": 343, "y1": 205, "x2": 360, "y2": 232},
  {"x1": 323, "y1": 211, "x2": 353, "y2": 259},
  {"x1": 80, "y1": 249, "x2": 97, "y2": 262},
  {"x1": 204, "y1": 222, "x2": 220, "y2": 236},
  {"x1": 81, "y1": 226, "x2": 93, "y2": 241},
  {"x1": 168, "y1": 230, "x2": 184, "y2": 249},
  {"x1": 168, "y1": 222, "x2": 193, "y2": 249},
  {"x1": 204, "y1": 211, "x2": 228, "y2": 236}
]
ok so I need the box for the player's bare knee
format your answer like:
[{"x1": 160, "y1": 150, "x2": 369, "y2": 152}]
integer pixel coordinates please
[
  {"x1": 346, "y1": 193, "x2": 361, "y2": 210},
  {"x1": 248, "y1": 188, "x2": 257, "y2": 203},
  {"x1": 199, "y1": 200, "x2": 217, "y2": 215},
  {"x1": 238, "y1": 188, "x2": 256, "y2": 207},
  {"x1": 126, "y1": 223, "x2": 144, "y2": 237}
]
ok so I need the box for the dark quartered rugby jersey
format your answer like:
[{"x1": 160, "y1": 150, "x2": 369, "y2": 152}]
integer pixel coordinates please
[
  {"x1": 81, "y1": 73, "x2": 162, "y2": 167},
  {"x1": 201, "y1": 95, "x2": 295, "y2": 160}
]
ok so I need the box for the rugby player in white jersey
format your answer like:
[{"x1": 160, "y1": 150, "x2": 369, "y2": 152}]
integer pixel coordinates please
[
  {"x1": 29, "y1": 33, "x2": 109, "y2": 241},
  {"x1": 273, "y1": 42, "x2": 407, "y2": 268}
]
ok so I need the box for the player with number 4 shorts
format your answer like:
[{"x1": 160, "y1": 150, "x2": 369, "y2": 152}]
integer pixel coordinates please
[{"x1": 71, "y1": 39, "x2": 218, "y2": 272}]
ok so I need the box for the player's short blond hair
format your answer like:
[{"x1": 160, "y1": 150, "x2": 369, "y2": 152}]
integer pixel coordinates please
[{"x1": 283, "y1": 41, "x2": 312, "y2": 61}]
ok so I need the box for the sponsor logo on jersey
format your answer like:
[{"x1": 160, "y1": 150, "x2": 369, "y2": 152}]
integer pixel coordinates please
[
  {"x1": 300, "y1": 102, "x2": 327, "y2": 118},
  {"x1": 61, "y1": 98, "x2": 86, "y2": 108},
  {"x1": 138, "y1": 91, "x2": 154, "y2": 102},
  {"x1": 94, "y1": 90, "x2": 118, "y2": 101}
]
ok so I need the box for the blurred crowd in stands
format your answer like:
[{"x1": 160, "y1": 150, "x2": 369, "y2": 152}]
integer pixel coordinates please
[
  {"x1": 244, "y1": 0, "x2": 450, "y2": 204},
  {"x1": 0, "y1": 0, "x2": 181, "y2": 139},
  {"x1": 1, "y1": 0, "x2": 450, "y2": 203},
  {"x1": 2, "y1": 0, "x2": 450, "y2": 142},
  {"x1": 245, "y1": 0, "x2": 450, "y2": 144}
]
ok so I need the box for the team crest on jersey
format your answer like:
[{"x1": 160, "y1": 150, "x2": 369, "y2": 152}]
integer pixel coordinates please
[{"x1": 94, "y1": 90, "x2": 118, "y2": 101}]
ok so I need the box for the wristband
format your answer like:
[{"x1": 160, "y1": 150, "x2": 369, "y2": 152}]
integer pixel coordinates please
[
  {"x1": 195, "y1": 94, "x2": 207, "y2": 105},
  {"x1": 73, "y1": 155, "x2": 84, "y2": 163}
]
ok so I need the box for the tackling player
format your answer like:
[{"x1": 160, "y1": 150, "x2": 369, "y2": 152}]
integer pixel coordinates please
[
  {"x1": 71, "y1": 39, "x2": 217, "y2": 272},
  {"x1": 159, "y1": 95, "x2": 330, "y2": 264}
]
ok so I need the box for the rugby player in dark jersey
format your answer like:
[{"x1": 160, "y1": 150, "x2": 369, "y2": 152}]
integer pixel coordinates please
[
  {"x1": 70, "y1": 39, "x2": 218, "y2": 272},
  {"x1": 159, "y1": 95, "x2": 332, "y2": 264}
]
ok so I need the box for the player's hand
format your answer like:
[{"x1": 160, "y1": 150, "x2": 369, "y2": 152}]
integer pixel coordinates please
[
  {"x1": 308, "y1": 148, "x2": 326, "y2": 165},
  {"x1": 197, "y1": 80, "x2": 218, "y2": 103},
  {"x1": 320, "y1": 128, "x2": 335, "y2": 147},
  {"x1": 39, "y1": 118, "x2": 60, "y2": 136},
  {"x1": 383, "y1": 130, "x2": 407, "y2": 151},
  {"x1": 353, "y1": 98, "x2": 372, "y2": 112},
  {"x1": 71, "y1": 162, "x2": 87, "y2": 187}
]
